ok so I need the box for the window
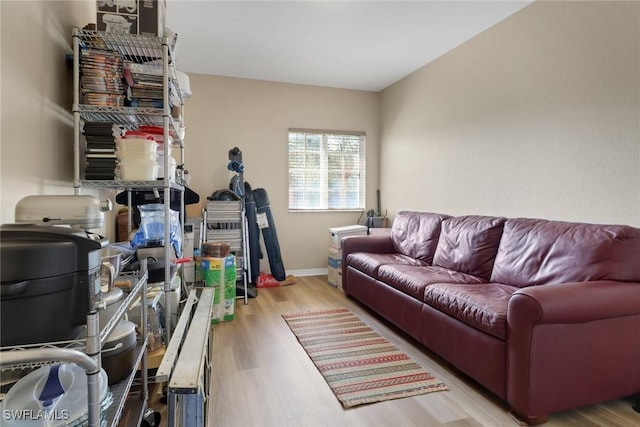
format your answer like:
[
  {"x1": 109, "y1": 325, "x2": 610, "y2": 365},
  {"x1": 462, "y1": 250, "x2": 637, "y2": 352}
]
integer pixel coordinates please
[{"x1": 288, "y1": 128, "x2": 366, "y2": 211}]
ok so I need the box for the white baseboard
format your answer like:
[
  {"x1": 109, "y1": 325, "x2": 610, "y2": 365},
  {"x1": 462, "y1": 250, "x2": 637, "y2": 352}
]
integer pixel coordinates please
[{"x1": 288, "y1": 268, "x2": 328, "y2": 277}]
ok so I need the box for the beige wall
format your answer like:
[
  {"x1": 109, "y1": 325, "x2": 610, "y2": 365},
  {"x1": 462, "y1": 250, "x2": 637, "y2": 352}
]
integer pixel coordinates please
[
  {"x1": 380, "y1": 0, "x2": 640, "y2": 227},
  {"x1": 0, "y1": 1, "x2": 116, "y2": 234},
  {"x1": 184, "y1": 75, "x2": 380, "y2": 273},
  {"x1": 0, "y1": 1, "x2": 379, "y2": 273},
  {"x1": 3, "y1": 0, "x2": 639, "y2": 274}
]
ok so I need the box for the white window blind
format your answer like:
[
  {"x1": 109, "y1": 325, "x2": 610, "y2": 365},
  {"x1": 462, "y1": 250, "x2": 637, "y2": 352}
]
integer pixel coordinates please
[{"x1": 288, "y1": 129, "x2": 366, "y2": 211}]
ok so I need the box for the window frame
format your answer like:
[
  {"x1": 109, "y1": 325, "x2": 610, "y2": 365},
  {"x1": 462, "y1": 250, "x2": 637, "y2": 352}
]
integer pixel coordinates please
[{"x1": 288, "y1": 128, "x2": 366, "y2": 212}]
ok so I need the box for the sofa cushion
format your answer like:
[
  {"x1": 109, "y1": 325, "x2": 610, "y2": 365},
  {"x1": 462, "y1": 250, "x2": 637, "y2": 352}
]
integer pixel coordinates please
[
  {"x1": 377, "y1": 264, "x2": 485, "y2": 301},
  {"x1": 491, "y1": 218, "x2": 640, "y2": 287},
  {"x1": 391, "y1": 211, "x2": 450, "y2": 263},
  {"x1": 346, "y1": 252, "x2": 428, "y2": 278},
  {"x1": 423, "y1": 283, "x2": 518, "y2": 340},
  {"x1": 433, "y1": 215, "x2": 506, "y2": 280}
]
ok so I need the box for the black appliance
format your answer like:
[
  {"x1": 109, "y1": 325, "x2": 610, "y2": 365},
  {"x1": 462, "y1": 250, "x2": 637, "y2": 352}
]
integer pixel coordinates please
[{"x1": 0, "y1": 224, "x2": 103, "y2": 347}]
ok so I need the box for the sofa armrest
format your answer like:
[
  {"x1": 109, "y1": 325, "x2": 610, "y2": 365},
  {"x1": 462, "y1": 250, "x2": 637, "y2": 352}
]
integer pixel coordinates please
[
  {"x1": 508, "y1": 281, "x2": 640, "y2": 325},
  {"x1": 341, "y1": 234, "x2": 394, "y2": 256},
  {"x1": 506, "y1": 281, "x2": 640, "y2": 423},
  {"x1": 340, "y1": 235, "x2": 394, "y2": 293}
]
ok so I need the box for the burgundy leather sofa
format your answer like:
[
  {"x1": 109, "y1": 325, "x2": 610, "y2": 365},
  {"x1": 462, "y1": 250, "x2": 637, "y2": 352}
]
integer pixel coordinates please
[{"x1": 341, "y1": 211, "x2": 640, "y2": 424}]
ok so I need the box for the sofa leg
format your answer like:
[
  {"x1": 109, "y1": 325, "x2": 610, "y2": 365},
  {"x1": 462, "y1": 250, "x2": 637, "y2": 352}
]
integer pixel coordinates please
[
  {"x1": 633, "y1": 394, "x2": 640, "y2": 413},
  {"x1": 508, "y1": 410, "x2": 549, "y2": 426}
]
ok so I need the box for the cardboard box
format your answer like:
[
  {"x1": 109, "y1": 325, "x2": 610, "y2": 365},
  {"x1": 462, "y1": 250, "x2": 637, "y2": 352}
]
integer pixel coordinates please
[
  {"x1": 328, "y1": 246, "x2": 342, "y2": 289},
  {"x1": 97, "y1": 0, "x2": 166, "y2": 37},
  {"x1": 328, "y1": 265, "x2": 342, "y2": 289},
  {"x1": 328, "y1": 246, "x2": 342, "y2": 265},
  {"x1": 200, "y1": 255, "x2": 236, "y2": 323},
  {"x1": 328, "y1": 225, "x2": 367, "y2": 249}
]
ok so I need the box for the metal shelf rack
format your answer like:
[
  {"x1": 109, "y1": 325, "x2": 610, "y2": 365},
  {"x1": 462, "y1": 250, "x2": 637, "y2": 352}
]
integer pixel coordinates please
[
  {"x1": 72, "y1": 27, "x2": 185, "y2": 349},
  {"x1": 68, "y1": 26, "x2": 189, "y2": 426},
  {"x1": 0, "y1": 267, "x2": 149, "y2": 427}
]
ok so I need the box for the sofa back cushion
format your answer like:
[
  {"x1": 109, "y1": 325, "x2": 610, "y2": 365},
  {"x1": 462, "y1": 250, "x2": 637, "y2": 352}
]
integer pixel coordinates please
[
  {"x1": 391, "y1": 211, "x2": 450, "y2": 263},
  {"x1": 433, "y1": 215, "x2": 506, "y2": 280},
  {"x1": 491, "y1": 218, "x2": 640, "y2": 287}
]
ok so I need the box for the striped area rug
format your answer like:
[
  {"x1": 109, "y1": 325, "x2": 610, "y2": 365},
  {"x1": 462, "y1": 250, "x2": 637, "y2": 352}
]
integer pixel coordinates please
[{"x1": 282, "y1": 308, "x2": 447, "y2": 408}]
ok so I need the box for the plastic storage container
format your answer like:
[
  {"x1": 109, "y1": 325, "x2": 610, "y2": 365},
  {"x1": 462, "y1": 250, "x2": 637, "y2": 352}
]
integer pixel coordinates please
[
  {"x1": 157, "y1": 153, "x2": 177, "y2": 180},
  {"x1": 118, "y1": 159, "x2": 159, "y2": 180},
  {"x1": 122, "y1": 130, "x2": 154, "y2": 140},
  {"x1": 139, "y1": 125, "x2": 173, "y2": 145},
  {"x1": 328, "y1": 225, "x2": 368, "y2": 248},
  {"x1": 116, "y1": 136, "x2": 157, "y2": 155},
  {"x1": 138, "y1": 203, "x2": 165, "y2": 245},
  {"x1": 0, "y1": 362, "x2": 111, "y2": 427},
  {"x1": 117, "y1": 149, "x2": 156, "y2": 161}
]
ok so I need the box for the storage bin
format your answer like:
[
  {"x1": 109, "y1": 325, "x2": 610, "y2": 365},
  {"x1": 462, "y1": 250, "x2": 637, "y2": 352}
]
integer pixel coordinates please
[
  {"x1": 139, "y1": 125, "x2": 173, "y2": 145},
  {"x1": 328, "y1": 265, "x2": 341, "y2": 289},
  {"x1": 157, "y1": 153, "x2": 177, "y2": 180},
  {"x1": 328, "y1": 225, "x2": 368, "y2": 248},
  {"x1": 0, "y1": 362, "x2": 111, "y2": 427},
  {"x1": 119, "y1": 159, "x2": 159, "y2": 180},
  {"x1": 123, "y1": 130, "x2": 154, "y2": 139},
  {"x1": 116, "y1": 149, "x2": 156, "y2": 161},
  {"x1": 116, "y1": 137, "x2": 157, "y2": 155}
]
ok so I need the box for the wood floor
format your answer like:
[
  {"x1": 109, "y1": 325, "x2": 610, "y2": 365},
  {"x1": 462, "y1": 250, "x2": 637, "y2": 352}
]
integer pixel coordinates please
[{"x1": 157, "y1": 276, "x2": 640, "y2": 426}]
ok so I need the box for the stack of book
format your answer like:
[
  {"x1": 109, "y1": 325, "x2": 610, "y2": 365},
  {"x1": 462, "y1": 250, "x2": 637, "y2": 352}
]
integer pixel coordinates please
[
  {"x1": 80, "y1": 47, "x2": 125, "y2": 106},
  {"x1": 123, "y1": 62, "x2": 167, "y2": 108},
  {"x1": 84, "y1": 122, "x2": 121, "y2": 180}
]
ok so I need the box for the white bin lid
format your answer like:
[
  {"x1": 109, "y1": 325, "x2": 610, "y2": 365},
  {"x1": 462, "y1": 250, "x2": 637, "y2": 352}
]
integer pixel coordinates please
[
  {"x1": 0, "y1": 363, "x2": 110, "y2": 427},
  {"x1": 329, "y1": 225, "x2": 368, "y2": 234}
]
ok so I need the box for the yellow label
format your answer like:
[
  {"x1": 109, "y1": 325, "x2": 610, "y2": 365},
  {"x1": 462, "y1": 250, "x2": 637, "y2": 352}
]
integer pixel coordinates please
[{"x1": 200, "y1": 257, "x2": 223, "y2": 271}]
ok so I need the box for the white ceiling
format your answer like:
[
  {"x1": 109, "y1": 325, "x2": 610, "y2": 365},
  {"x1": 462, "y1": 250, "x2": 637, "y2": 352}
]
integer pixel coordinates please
[{"x1": 166, "y1": 1, "x2": 533, "y2": 92}]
